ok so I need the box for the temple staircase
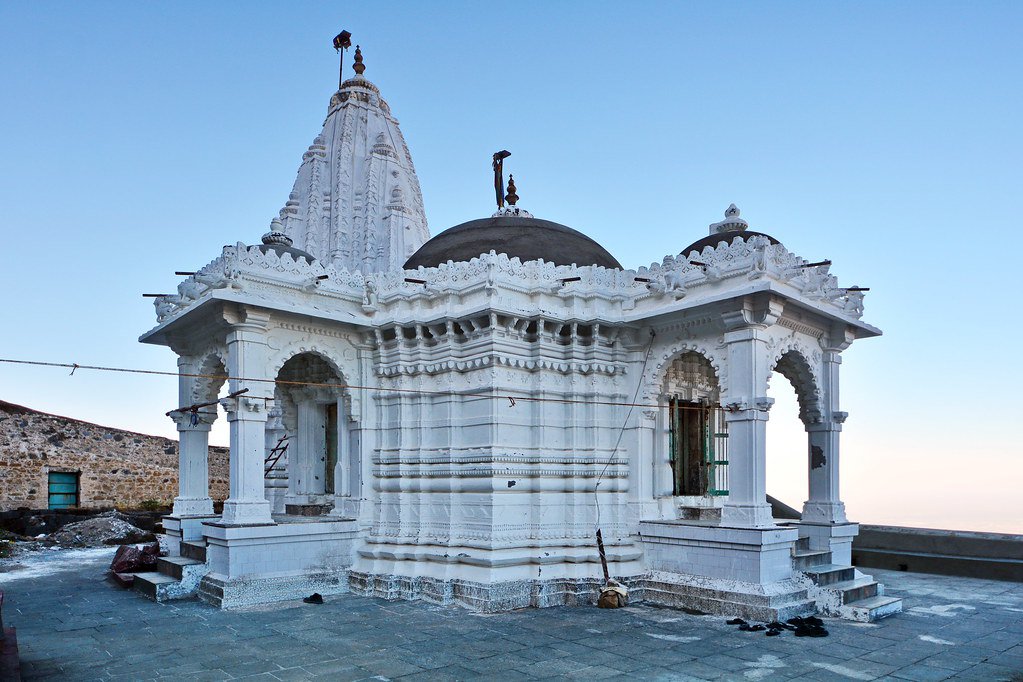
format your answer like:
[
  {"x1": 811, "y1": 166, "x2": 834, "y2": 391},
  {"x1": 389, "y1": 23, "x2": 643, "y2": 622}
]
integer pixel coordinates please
[
  {"x1": 264, "y1": 435, "x2": 289, "y2": 514},
  {"x1": 132, "y1": 540, "x2": 208, "y2": 603},
  {"x1": 792, "y1": 537, "x2": 902, "y2": 622}
]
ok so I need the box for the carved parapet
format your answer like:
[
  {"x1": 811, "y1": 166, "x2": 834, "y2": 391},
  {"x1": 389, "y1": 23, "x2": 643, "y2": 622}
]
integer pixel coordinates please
[{"x1": 637, "y1": 234, "x2": 870, "y2": 320}]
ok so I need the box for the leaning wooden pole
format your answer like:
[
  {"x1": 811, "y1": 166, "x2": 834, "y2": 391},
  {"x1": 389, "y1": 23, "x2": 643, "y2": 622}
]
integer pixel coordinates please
[{"x1": 595, "y1": 528, "x2": 611, "y2": 583}]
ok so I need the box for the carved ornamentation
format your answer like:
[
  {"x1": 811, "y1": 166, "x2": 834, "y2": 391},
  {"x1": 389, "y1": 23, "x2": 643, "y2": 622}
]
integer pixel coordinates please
[
  {"x1": 640, "y1": 342, "x2": 726, "y2": 405},
  {"x1": 768, "y1": 342, "x2": 824, "y2": 425}
]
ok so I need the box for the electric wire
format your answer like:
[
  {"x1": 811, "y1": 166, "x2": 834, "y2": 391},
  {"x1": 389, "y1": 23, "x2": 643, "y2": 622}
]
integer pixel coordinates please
[
  {"x1": 0, "y1": 356, "x2": 723, "y2": 413},
  {"x1": 592, "y1": 330, "x2": 657, "y2": 533}
]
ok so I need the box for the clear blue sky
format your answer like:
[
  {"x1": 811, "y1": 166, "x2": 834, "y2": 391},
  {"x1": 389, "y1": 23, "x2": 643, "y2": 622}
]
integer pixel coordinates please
[{"x1": 2, "y1": 2, "x2": 1020, "y2": 532}]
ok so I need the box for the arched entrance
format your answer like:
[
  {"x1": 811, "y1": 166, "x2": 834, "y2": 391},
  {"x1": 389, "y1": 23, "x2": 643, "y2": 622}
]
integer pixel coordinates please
[
  {"x1": 661, "y1": 351, "x2": 728, "y2": 501},
  {"x1": 767, "y1": 349, "x2": 823, "y2": 517},
  {"x1": 274, "y1": 352, "x2": 349, "y2": 515}
]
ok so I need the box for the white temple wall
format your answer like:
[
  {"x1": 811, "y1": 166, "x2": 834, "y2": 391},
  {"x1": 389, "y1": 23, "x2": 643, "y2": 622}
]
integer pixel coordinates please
[{"x1": 359, "y1": 320, "x2": 641, "y2": 583}]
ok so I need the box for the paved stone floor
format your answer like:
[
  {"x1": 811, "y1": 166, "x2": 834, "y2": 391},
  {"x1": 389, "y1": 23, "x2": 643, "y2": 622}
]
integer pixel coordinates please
[{"x1": 2, "y1": 549, "x2": 1023, "y2": 680}]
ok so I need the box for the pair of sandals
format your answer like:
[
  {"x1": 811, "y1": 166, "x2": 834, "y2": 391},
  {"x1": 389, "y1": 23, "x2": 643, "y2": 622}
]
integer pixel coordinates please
[
  {"x1": 725, "y1": 616, "x2": 829, "y2": 638},
  {"x1": 786, "y1": 615, "x2": 829, "y2": 637}
]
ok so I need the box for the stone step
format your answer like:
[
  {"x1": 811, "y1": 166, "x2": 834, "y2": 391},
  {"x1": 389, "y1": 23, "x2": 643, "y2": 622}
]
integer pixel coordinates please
[
  {"x1": 803, "y1": 564, "x2": 856, "y2": 586},
  {"x1": 843, "y1": 595, "x2": 903, "y2": 622},
  {"x1": 180, "y1": 541, "x2": 207, "y2": 563},
  {"x1": 792, "y1": 549, "x2": 832, "y2": 570},
  {"x1": 132, "y1": 573, "x2": 179, "y2": 602},
  {"x1": 157, "y1": 556, "x2": 204, "y2": 581},
  {"x1": 827, "y1": 577, "x2": 880, "y2": 605},
  {"x1": 794, "y1": 536, "x2": 810, "y2": 551},
  {"x1": 110, "y1": 572, "x2": 135, "y2": 588}
]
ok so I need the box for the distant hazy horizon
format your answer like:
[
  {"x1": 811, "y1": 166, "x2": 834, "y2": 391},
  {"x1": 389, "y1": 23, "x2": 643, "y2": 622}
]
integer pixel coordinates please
[{"x1": 1, "y1": 2, "x2": 1020, "y2": 534}]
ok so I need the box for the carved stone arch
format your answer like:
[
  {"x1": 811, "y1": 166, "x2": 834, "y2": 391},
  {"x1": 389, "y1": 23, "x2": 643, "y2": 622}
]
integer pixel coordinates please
[
  {"x1": 269, "y1": 346, "x2": 349, "y2": 387},
  {"x1": 641, "y1": 340, "x2": 726, "y2": 405},
  {"x1": 768, "y1": 346, "x2": 823, "y2": 425},
  {"x1": 191, "y1": 347, "x2": 229, "y2": 405},
  {"x1": 267, "y1": 343, "x2": 360, "y2": 419}
]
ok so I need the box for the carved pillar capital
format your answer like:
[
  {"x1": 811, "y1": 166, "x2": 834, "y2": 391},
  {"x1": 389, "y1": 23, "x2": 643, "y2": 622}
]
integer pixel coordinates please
[
  {"x1": 170, "y1": 411, "x2": 216, "y2": 431},
  {"x1": 820, "y1": 322, "x2": 855, "y2": 353},
  {"x1": 221, "y1": 304, "x2": 272, "y2": 332},
  {"x1": 221, "y1": 395, "x2": 270, "y2": 420},
  {"x1": 723, "y1": 397, "x2": 774, "y2": 421},
  {"x1": 720, "y1": 293, "x2": 785, "y2": 332}
]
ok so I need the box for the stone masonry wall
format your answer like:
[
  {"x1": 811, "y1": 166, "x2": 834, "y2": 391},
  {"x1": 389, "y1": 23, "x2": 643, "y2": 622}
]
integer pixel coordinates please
[{"x1": 0, "y1": 400, "x2": 229, "y2": 511}]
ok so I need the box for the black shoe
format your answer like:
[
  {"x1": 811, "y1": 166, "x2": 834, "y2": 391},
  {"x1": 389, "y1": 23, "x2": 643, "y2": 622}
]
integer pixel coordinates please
[{"x1": 303, "y1": 593, "x2": 324, "y2": 604}]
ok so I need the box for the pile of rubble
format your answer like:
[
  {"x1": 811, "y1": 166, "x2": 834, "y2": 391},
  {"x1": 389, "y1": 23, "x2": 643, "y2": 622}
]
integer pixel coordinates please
[
  {"x1": 48, "y1": 512, "x2": 156, "y2": 547},
  {"x1": 0, "y1": 511, "x2": 158, "y2": 558}
]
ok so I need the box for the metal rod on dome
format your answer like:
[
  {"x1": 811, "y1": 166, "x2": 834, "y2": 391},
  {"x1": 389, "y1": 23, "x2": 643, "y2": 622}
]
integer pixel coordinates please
[
  {"x1": 493, "y1": 150, "x2": 510, "y2": 210},
  {"x1": 334, "y1": 30, "x2": 353, "y2": 89}
]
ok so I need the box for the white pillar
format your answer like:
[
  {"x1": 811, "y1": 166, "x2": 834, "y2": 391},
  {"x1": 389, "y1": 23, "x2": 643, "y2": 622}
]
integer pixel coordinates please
[
  {"x1": 802, "y1": 350, "x2": 849, "y2": 524},
  {"x1": 171, "y1": 414, "x2": 214, "y2": 516},
  {"x1": 337, "y1": 402, "x2": 349, "y2": 497},
  {"x1": 220, "y1": 308, "x2": 274, "y2": 526},
  {"x1": 719, "y1": 325, "x2": 776, "y2": 528},
  {"x1": 289, "y1": 394, "x2": 326, "y2": 497},
  {"x1": 330, "y1": 399, "x2": 350, "y2": 517}
]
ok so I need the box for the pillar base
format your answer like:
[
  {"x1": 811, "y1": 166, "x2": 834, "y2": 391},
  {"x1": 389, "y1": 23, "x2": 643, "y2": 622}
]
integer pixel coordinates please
[
  {"x1": 793, "y1": 521, "x2": 859, "y2": 565},
  {"x1": 220, "y1": 498, "x2": 274, "y2": 526},
  {"x1": 171, "y1": 496, "x2": 214, "y2": 517},
  {"x1": 163, "y1": 514, "x2": 220, "y2": 556},
  {"x1": 800, "y1": 500, "x2": 848, "y2": 525},
  {"x1": 720, "y1": 503, "x2": 776, "y2": 528}
]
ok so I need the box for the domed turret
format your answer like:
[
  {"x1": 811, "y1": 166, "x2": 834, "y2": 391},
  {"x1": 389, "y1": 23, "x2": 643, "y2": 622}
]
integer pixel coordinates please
[
  {"x1": 680, "y1": 204, "x2": 779, "y2": 256},
  {"x1": 404, "y1": 167, "x2": 621, "y2": 269}
]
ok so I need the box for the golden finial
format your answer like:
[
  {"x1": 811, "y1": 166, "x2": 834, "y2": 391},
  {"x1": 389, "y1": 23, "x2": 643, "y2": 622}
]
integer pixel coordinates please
[
  {"x1": 353, "y1": 45, "x2": 366, "y2": 76},
  {"x1": 505, "y1": 175, "x2": 519, "y2": 206}
]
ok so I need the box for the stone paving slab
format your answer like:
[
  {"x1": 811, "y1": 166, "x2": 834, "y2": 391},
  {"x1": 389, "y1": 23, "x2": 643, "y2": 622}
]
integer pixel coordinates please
[{"x1": 2, "y1": 549, "x2": 1023, "y2": 681}]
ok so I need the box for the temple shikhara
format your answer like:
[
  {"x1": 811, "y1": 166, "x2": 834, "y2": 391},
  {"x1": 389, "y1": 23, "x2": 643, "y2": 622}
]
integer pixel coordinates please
[{"x1": 137, "y1": 36, "x2": 901, "y2": 622}]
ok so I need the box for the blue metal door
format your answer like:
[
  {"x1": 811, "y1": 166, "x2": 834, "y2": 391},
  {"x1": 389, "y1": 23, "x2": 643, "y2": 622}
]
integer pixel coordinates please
[{"x1": 47, "y1": 471, "x2": 79, "y2": 509}]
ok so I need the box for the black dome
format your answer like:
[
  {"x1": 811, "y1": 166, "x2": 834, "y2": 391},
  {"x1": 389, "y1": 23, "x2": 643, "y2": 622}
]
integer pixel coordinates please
[
  {"x1": 680, "y1": 230, "x2": 780, "y2": 258},
  {"x1": 404, "y1": 216, "x2": 622, "y2": 270}
]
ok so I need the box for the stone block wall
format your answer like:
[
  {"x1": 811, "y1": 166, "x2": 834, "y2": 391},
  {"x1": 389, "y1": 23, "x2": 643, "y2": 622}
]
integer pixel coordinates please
[{"x1": 0, "y1": 400, "x2": 229, "y2": 511}]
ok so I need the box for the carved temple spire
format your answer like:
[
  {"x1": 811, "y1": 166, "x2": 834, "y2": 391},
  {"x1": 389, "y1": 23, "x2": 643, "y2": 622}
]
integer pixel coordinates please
[{"x1": 271, "y1": 36, "x2": 430, "y2": 273}]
